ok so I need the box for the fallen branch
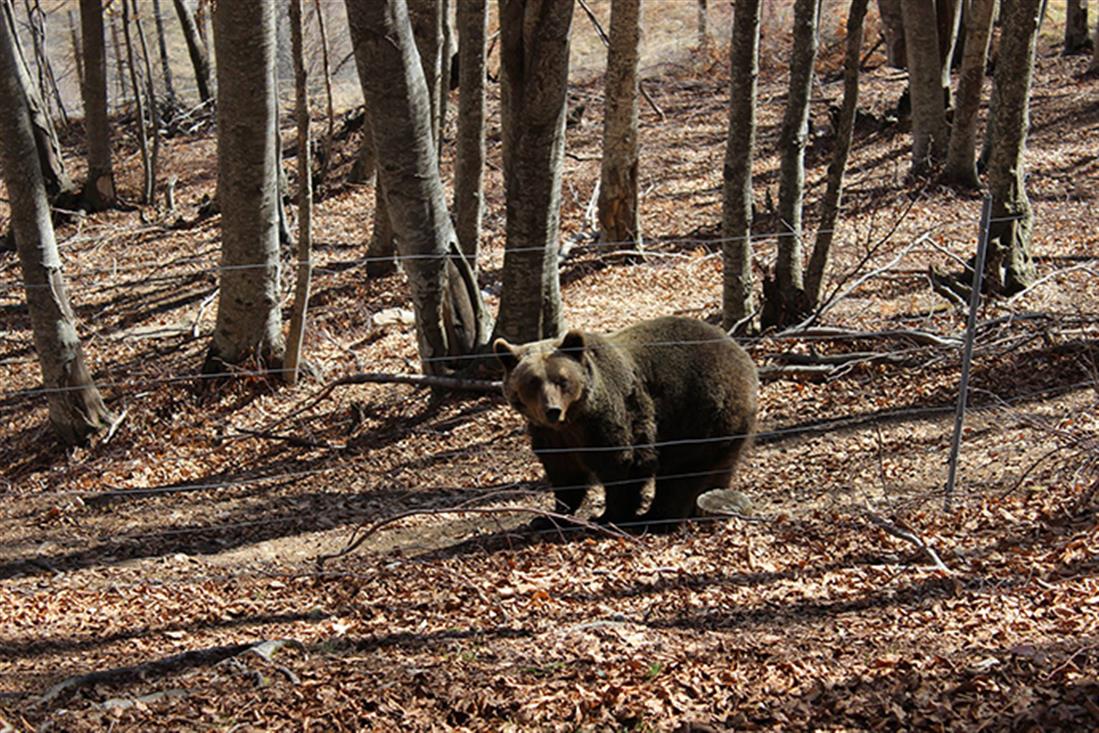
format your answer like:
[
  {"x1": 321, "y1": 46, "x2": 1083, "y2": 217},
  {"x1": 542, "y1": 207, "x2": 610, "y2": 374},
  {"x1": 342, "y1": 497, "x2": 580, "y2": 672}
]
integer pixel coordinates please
[
  {"x1": 770, "y1": 326, "x2": 960, "y2": 348},
  {"x1": 232, "y1": 426, "x2": 335, "y2": 450},
  {"x1": 861, "y1": 506, "x2": 950, "y2": 573}
]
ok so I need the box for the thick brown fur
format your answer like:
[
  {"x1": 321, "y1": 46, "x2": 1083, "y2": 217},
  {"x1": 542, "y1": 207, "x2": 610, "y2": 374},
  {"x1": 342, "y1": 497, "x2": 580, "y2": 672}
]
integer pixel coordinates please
[{"x1": 494, "y1": 316, "x2": 758, "y2": 531}]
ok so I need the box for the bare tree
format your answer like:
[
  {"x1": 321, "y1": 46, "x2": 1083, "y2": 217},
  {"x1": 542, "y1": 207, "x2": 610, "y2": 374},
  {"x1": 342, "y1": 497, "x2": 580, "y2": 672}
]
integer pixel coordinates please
[
  {"x1": 804, "y1": 0, "x2": 869, "y2": 310},
  {"x1": 68, "y1": 9, "x2": 82, "y2": 88},
  {"x1": 313, "y1": 0, "x2": 337, "y2": 187},
  {"x1": 494, "y1": 0, "x2": 575, "y2": 344},
  {"x1": 346, "y1": 0, "x2": 488, "y2": 371},
  {"x1": 765, "y1": 0, "x2": 819, "y2": 327},
  {"x1": 454, "y1": 0, "x2": 487, "y2": 267},
  {"x1": 597, "y1": 0, "x2": 642, "y2": 252},
  {"x1": 121, "y1": 0, "x2": 152, "y2": 204},
  {"x1": 878, "y1": 0, "x2": 906, "y2": 67},
  {"x1": 1064, "y1": 0, "x2": 1088, "y2": 54},
  {"x1": 0, "y1": 0, "x2": 113, "y2": 445},
  {"x1": 78, "y1": 0, "x2": 115, "y2": 210},
  {"x1": 132, "y1": 0, "x2": 161, "y2": 206},
  {"x1": 408, "y1": 0, "x2": 444, "y2": 145},
  {"x1": 901, "y1": 0, "x2": 948, "y2": 172},
  {"x1": 172, "y1": 0, "x2": 212, "y2": 105},
  {"x1": 204, "y1": 0, "x2": 284, "y2": 372},
  {"x1": 721, "y1": 0, "x2": 761, "y2": 331},
  {"x1": 985, "y1": 0, "x2": 1042, "y2": 294},
  {"x1": 151, "y1": 0, "x2": 176, "y2": 105},
  {"x1": 285, "y1": 0, "x2": 313, "y2": 385},
  {"x1": 697, "y1": 0, "x2": 708, "y2": 50},
  {"x1": 943, "y1": 0, "x2": 996, "y2": 188}
]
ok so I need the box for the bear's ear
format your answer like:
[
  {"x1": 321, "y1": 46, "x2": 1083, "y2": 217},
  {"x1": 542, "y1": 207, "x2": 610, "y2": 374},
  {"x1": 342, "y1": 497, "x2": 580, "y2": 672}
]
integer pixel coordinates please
[
  {"x1": 493, "y1": 338, "x2": 520, "y2": 372},
  {"x1": 559, "y1": 330, "x2": 586, "y2": 361}
]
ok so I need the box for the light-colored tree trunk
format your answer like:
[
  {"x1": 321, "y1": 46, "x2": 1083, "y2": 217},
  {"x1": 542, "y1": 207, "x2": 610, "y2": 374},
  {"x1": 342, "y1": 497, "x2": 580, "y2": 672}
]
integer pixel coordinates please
[
  {"x1": 985, "y1": 0, "x2": 1041, "y2": 294},
  {"x1": 943, "y1": 0, "x2": 995, "y2": 188},
  {"x1": 901, "y1": 0, "x2": 948, "y2": 172},
  {"x1": 1064, "y1": 0, "x2": 1088, "y2": 54},
  {"x1": 151, "y1": 0, "x2": 176, "y2": 104},
  {"x1": 878, "y1": 0, "x2": 906, "y2": 67},
  {"x1": 346, "y1": 0, "x2": 488, "y2": 372},
  {"x1": 408, "y1": 0, "x2": 443, "y2": 145},
  {"x1": 597, "y1": 0, "x2": 642, "y2": 252},
  {"x1": 121, "y1": 0, "x2": 152, "y2": 204},
  {"x1": 937, "y1": 0, "x2": 963, "y2": 92},
  {"x1": 765, "y1": 0, "x2": 818, "y2": 327},
  {"x1": 494, "y1": 0, "x2": 574, "y2": 344},
  {"x1": 313, "y1": 0, "x2": 336, "y2": 187},
  {"x1": 78, "y1": 0, "x2": 115, "y2": 210},
  {"x1": 2, "y1": 0, "x2": 74, "y2": 202},
  {"x1": 68, "y1": 9, "x2": 82, "y2": 89},
  {"x1": 109, "y1": 13, "x2": 125, "y2": 106},
  {"x1": 204, "y1": 0, "x2": 284, "y2": 371},
  {"x1": 454, "y1": 0, "x2": 486, "y2": 268},
  {"x1": 284, "y1": 0, "x2": 312, "y2": 385},
  {"x1": 0, "y1": 0, "x2": 113, "y2": 445},
  {"x1": 721, "y1": 0, "x2": 761, "y2": 332},
  {"x1": 805, "y1": 0, "x2": 868, "y2": 310},
  {"x1": 132, "y1": 0, "x2": 160, "y2": 207},
  {"x1": 172, "y1": 0, "x2": 211, "y2": 105}
]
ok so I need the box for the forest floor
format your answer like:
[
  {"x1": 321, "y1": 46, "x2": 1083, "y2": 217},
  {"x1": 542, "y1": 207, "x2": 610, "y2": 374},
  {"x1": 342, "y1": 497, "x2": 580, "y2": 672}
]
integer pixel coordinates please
[{"x1": 1, "y1": 42, "x2": 1098, "y2": 732}]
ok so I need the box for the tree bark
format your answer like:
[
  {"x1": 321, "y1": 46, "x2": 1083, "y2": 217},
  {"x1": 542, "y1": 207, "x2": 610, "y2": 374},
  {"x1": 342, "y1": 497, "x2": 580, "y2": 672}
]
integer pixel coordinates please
[
  {"x1": 121, "y1": 0, "x2": 152, "y2": 205},
  {"x1": 204, "y1": 0, "x2": 284, "y2": 371},
  {"x1": 1064, "y1": 0, "x2": 1088, "y2": 54},
  {"x1": 313, "y1": 0, "x2": 336, "y2": 187},
  {"x1": 943, "y1": 0, "x2": 995, "y2": 188},
  {"x1": 804, "y1": 0, "x2": 868, "y2": 310},
  {"x1": 985, "y1": 0, "x2": 1041, "y2": 294},
  {"x1": 284, "y1": 0, "x2": 312, "y2": 385},
  {"x1": 109, "y1": 13, "x2": 125, "y2": 106},
  {"x1": 494, "y1": 0, "x2": 574, "y2": 344},
  {"x1": 172, "y1": 0, "x2": 211, "y2": 105},
  {"x1": 697, "y1": 0, "x2": 708, "y2": 50},
  {"x1": 878, "y1": 0, "x2": 906, "y2": 67},
  {"x1": 597, "y1": 0, "x2": 642, "y2": 252},
  {"x1": 454, "y1": 0, "x2": 487, "y2": 268},
  {"x1": 78, "y1": 0, "x2": 115, "y2": 210},
  {"x1": 346, "y1": 0, "x2": 488, "y2": 372},
  {"x1": 408, "y1": 0, "x2": 443, "y2": 146},
  {"x1": 1, "y1": 0, "x2": 75, "y2": 202},
  {"x1": 0, "y1": 0, "x2": 113, "y2": 445},
  {"x1": 901, "y1": 0, "x2": 948, "y2": 172},
  {"x1": 767, "y1": 0, "x2": 819, "y2": 327},
  {"x1": 1092, "y1": 18, "x2": 1099, "y2": 72},
  {"x1": 133, "y1": 0, "x2": 161, "y2": 207},
  {"x1": 151, "y1": 0, "x2": 176, "y2": 104},
  {"x1": 721, "y1": 0, "x2": 761, "y2": 332},
  {"x1": 68, "y1": 9, "x2": 82, "y2": 89}
]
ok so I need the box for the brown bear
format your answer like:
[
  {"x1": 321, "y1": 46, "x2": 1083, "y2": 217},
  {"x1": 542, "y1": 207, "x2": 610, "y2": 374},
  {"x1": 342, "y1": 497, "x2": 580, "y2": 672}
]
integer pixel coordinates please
[{"x1": 494, "y1": 316, "x2": 758, "y2": 530}]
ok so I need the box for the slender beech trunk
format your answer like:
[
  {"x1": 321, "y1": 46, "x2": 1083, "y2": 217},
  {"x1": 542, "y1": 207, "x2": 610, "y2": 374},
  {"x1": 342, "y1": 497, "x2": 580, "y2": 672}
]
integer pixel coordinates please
[
  {"x1": 284, "y1": 0, "x2": 312, "y2": 385},
  {"x1": 1064, "y1": 0, "x2": 1088, "y2": 54},
  {"x1": 985, "y1": 0, "x2": 1041, "y2": 295},
  {"x1": 0, "y1": 0, "x2": 113, "y2": 445},
  {"x1": 901, "y1": 0, "x2": 948, "y2": 172},
  {"x1": 172, "y1": 0, "x2": 211, "y2": 104},
  {"x1": 878, "y1": 0, "x2": 906, "y2": 67},
  {"x1": 597, "y1": 0, "x2": 642, "y2": 252},
  {"x1": 204, "y1": 0, "x2": 284, "y2": 371},
  {"x1": 133, "y1": 0, "x2": 160, "y2": 206},
  {"x1": 109, "y1": 14, "x2": 125, "y2": 106},
  {"x1": 78, "y1": 0, "x2": 115, "y2": 210},
  {"x1": 943, "y1": 0, "x2": 995, "y2": 187},
  {"x1": 721, "y1": 0, "x2": 761, "y2": 332},
  {"x1": 2, "y1": 0, "x2": 74, "y2": 202},
  {"x1": 346, "y1": 0, "x2": 488, "y2": 371},
  {"x1": 313, "y1": 0, "x2": 336, "y2": 186},
  {"x1": 494, "y1": 0, "x2": 574, "y2": 344},
  {"x1": 68, "y1": 9, "x2": 82, "y2": 89},
  {"x1": 697, "y1": 0, "x2": 708, "y2": 50},
  {"x1": 408, "y1": 0, "x2": 443, "y2": 145},
  {"x1": 454, "y1": 0, "x2": 486, "y2": 267},
  {"x1": 151, "y1": 0, "x2": 176, "y2": 104},
  {"x1": 765, "y1": 0, "x2": 818, "y2": 327},
  {"x1": 804, "y1": 0, "x2": 868, "y2": 310},
  {"x1": 121, "y1": 0, "x2": 152, "y2": 204}
]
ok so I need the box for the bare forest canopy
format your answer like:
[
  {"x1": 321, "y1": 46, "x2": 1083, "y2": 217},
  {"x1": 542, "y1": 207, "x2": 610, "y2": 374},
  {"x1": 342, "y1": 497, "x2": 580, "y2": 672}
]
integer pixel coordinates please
[{"x1": 1, "y1": 0, "x2": 1098, "y2": 730}]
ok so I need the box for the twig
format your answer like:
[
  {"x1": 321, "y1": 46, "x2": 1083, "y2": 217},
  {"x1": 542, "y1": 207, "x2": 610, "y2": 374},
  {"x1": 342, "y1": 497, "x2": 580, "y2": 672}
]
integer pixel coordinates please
[
  {"x1": 862, "y1": 506, "x2": 950, "y2": 573},
  {"x1": 232, "y1": 426, "x2": 335, "y2": 450}
]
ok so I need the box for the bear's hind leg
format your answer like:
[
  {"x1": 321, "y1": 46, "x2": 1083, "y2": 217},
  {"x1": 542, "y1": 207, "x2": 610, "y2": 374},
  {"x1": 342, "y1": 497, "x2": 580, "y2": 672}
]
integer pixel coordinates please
[
  {"x1": 600, "y1": 479, "x2": 648, "y2": 526},
  {"x1": 643, "y1": 463, "x2": 735, "y2": 531}
]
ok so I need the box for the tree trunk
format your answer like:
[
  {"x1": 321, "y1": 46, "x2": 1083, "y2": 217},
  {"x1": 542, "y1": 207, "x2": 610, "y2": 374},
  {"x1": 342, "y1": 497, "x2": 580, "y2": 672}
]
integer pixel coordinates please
[
  {"x1": 766, "y1": 0, "x2": 818, "y2": 327},
  {"x1": 313, "y1": 0, "x2": 336, "y2": 187},
  {"x1": 346, "y1": 0, "x2": 488, "y2": 372},
  {"x1": 1064, "y1": 0, "x2": 1089, "y2": 54},
  {"x1": 721, "y1": 0, "x2": 761, "y2": 332},
  {"x1": 494, "y1": 0, "x2": 574, "y2": 344},
  {"x1": 597, "y1": 0, "x2": 642, "y2": 252},
  {"x1": 68, "y1": 9, "x2": 82, "y2": 89},
  {"x1": 1092, "y1": 19, "x2": 1099, "y2": 72},
  {"x1": 454, "y1": 0, "x2": 486, "y2": 267},
  {"x1": 901, "y1": 0, "x2": 948, "y2": 172},
  {"x1": 878, "y1": 0, "x2": 906, "y2": 67},
  {"x1": 943, "y1": 0, "x2": 995, "y2": 188},
  {"x1": 204, "y1": 0, "x2": 284, "y2": 371},
  {"x1": 151, "y1": 0, "x2": 176, "y2": 105},
  {"x1": 804, "y1": 0, "x2": 868, "y2": 310},
  {"x1": 408, "y1": 0, "x2": 443, "y2": 146},
  {"x1": 284, "y1": 0, "x2": 312, "y2": 385},
  {"x1": 121, "y1": 0, "x2": 152, "y2": 205},
  {"x1": 438, "y1": 0, "x2": 453, "y2": 157},
  {"x1": 0, "y1": 0, "x2": 113, "y2": 445},
  {"x1": 172, "y1": 0, "x2": 211, "y2": 105},
  {"x1": 937, "y1": 0, "x2": 963, "y2": 93},
  {"x1": 1, "y1": 0, "x2": 75, "y2": 202},
  {"x1": 109, "y1": 14, "x2": 125, "y2": 106},
  {"x1": 78, "y1": 0, "x2": 115, "y2": 210},
  {"x1": 985, "y1": 0, "x2": 1041, "y2": 295},
  {"x1": 133, "y1": 0, "x2": 160, "y2": 207},
  {"x1": 697, "y1": 0, "x2": 708, "y2": 50}
]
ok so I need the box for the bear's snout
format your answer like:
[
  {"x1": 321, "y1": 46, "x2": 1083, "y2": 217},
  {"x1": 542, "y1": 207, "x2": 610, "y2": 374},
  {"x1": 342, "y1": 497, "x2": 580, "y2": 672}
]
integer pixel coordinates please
[{"x1": 544, "y1": 406, "x2": 563, "y2": 423}]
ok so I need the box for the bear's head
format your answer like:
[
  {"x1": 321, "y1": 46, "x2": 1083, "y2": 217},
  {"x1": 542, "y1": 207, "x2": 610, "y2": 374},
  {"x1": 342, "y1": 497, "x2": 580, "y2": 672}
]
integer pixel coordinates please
[{"x1": 494, "y1": 331, "x2": 589, "y2": 429}]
